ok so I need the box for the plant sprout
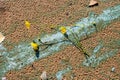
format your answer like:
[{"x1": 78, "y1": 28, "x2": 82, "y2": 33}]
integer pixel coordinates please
[{"x1": 59, "y1": 26, "x2": 90, "y2": 59}]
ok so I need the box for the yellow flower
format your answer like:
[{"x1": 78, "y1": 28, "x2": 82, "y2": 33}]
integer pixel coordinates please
[
  {"x1": 59, "y1": 26, "x2": 67, "y2": 34},
  {"x1": 25, "y1": 21, "x2": 30, "y2": 29},
  {"x1": 31, "y1": 42, "x2": 39, "y2": 51}
]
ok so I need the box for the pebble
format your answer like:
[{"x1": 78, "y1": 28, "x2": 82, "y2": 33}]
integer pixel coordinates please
[
  {"x1": 111, "y1": 67, "x2": 115, "y2": 72},
  {"x1": 2, "y1": 77, "x2": 6, "y2": 80}
]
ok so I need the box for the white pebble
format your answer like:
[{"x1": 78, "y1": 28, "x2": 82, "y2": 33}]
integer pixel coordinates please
[
  {"x1": 111, "y1": 67, "x2": 115, "y2": 72},
  {"x1": 2, "y1": 77, "x2": 6, "y2": 80}
]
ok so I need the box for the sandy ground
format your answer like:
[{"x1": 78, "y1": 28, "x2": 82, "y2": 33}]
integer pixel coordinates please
[
  {"x1": 0, "y1": 0, "x2": 120, "y2": 80},
  {"x1": 5, "y1": 21, "x2": 120, "y2": 80}
]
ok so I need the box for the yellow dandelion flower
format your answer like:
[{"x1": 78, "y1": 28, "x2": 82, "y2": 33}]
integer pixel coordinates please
[
  {"x1": 59, "y1": 26, "x2": 67, "y2": 34},
  {"x1": 31, "y1": 42, "x2": 39, "y2": 51},
  {"x1": 25, "y1": 21, "x2": 30, "y2": 29}
]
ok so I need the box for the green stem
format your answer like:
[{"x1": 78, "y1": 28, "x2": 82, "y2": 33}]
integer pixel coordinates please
[{"x1": 64, "y1": 33, "x2": 90, "y2": 59}]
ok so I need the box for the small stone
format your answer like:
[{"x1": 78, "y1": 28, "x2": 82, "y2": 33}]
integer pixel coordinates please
[
  {"x1": 111, "y1": 67, "x2": 115, "y2": 72},
  {"x1": 2, "y1": 77, "x2": 6, "y2": 80},
  {"x1": 40, "y1": 71, "x2": 48, "y2": 80}
]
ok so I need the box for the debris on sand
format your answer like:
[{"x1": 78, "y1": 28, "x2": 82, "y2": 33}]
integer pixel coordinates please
[
  {"x1": 89, "y1": 0, "x2": 98, "y2": 7},
  {"x1": 2, "y1": 77, "x2": 6, "y2": 80},
  {"x1": 0, "y1": 32, "x2": 5, "y2": 43},
  {"x1": 111, "y1": 67, "x2": 115, "y2": 72},
  {"x1": 40, "y1": 71, "x2": 48, "y2": 80}
]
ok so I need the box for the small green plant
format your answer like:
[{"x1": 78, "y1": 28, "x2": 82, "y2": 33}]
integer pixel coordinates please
[
  {"x1": 37, "y1": 25, "x2": 90, "y2": 59},
  {"x1": 59, "y1": 26, "x2": 90, "y2": 59}
]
